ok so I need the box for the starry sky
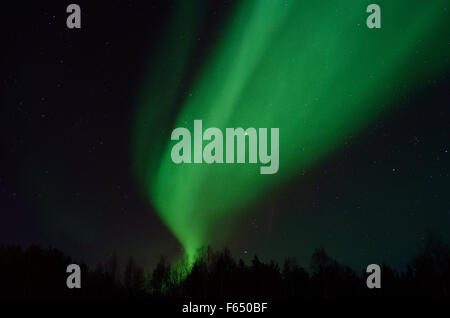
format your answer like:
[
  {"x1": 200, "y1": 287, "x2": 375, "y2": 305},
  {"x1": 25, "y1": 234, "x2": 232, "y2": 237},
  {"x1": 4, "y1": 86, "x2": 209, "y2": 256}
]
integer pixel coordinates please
[{"x1": 1, "y1": 0, "x2": 449, "y2": 271}]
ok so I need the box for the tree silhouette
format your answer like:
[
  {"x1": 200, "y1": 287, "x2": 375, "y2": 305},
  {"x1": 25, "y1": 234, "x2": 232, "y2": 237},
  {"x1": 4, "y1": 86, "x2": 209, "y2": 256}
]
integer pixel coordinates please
[
  {"x1": 123, "y1": 257, "x2": 145, "y2": 297},
  {"x1": 148, "y1": 256, "x2": 171, "y2": 296},
  {"x1": 1, "y1": 231, "x2": 449, "y2": 299}
]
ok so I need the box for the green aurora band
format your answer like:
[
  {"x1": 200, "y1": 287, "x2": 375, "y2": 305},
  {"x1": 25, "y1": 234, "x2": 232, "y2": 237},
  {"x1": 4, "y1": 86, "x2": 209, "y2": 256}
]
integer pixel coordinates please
[{"x1": 133, "y1": 0, "x2": 449, "y2": 261}]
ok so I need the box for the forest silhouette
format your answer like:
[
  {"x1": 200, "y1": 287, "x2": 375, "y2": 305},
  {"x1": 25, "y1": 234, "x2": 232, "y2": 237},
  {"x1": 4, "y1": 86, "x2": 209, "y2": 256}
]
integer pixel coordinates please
[{"x1": 0, "y1": 231, "x2": 449, "y2": 299}]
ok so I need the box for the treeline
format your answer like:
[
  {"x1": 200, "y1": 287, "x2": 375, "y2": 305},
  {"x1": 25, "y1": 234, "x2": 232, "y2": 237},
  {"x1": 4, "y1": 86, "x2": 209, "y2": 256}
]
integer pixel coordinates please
[{"x1": 0, "y1": 232, "x2": 449, "y2": 298}]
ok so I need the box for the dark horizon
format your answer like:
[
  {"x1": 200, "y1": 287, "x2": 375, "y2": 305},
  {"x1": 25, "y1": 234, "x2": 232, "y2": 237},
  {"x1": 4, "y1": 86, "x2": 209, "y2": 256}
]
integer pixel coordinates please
[{"x1": 1, "y1": 229, "x2": 449, "y2": 299}]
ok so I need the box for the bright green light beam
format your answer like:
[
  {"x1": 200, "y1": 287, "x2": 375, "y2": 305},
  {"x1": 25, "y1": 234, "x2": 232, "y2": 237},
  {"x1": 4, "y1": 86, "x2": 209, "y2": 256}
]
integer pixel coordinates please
[{"x1": 133, "y1": 0, "x2": 449, "y2": 260}]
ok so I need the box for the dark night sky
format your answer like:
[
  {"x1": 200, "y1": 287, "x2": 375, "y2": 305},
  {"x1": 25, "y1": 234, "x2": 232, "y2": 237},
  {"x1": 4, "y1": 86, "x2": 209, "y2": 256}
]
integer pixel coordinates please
[
  {"x1": 1, "y1": 1, "x2": 183, "y2": 268},
  {"x1": 1, "y1": 1, "x2": 449, "y2": 271}
]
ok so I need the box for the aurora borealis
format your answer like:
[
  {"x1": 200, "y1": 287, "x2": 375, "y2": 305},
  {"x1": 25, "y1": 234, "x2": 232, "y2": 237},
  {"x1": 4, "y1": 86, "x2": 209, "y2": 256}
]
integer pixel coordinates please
[
  {"x1": 133, "y1": 0, "x2": 449, "y2": 260},
  {"x1": 0, "y1": 0, "x2": 449, "y2": 273}
]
